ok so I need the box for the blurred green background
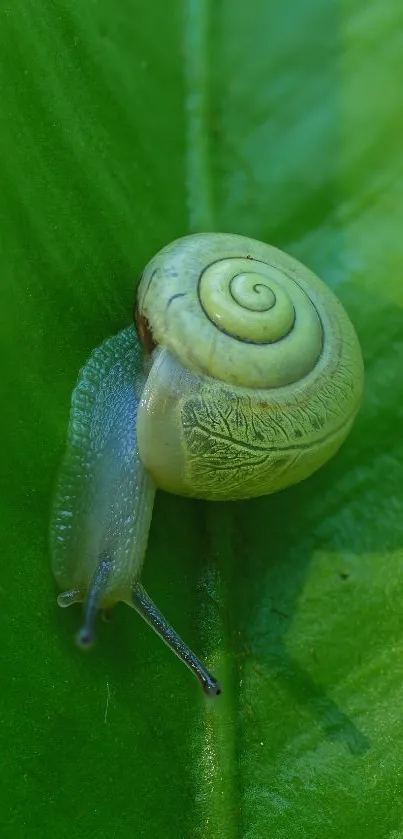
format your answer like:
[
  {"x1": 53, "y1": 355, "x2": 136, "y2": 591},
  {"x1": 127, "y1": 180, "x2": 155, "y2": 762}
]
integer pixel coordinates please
[{"x1": 1, "y1": 1, "x2": 403, "y2": 837}]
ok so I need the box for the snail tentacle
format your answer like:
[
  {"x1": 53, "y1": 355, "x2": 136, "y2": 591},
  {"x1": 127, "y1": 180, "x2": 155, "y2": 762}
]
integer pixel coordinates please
[{"x1": 131, "y1": 581, "x2": 221, "y2": 697}]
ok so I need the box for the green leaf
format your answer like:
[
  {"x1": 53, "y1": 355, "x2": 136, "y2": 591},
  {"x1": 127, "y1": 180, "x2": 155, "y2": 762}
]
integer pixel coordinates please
[{"x1": 1, "y1": 1, "x2": 402, "y2": 837}]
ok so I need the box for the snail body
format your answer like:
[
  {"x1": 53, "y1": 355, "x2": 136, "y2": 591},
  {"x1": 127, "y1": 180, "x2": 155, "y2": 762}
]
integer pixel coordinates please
[{"x1": 50, "y1": 233, "x2": 364, "y2": 695}]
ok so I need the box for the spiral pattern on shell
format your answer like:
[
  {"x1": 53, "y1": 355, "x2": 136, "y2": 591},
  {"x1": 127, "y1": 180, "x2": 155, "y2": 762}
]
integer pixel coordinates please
[{"x1": 136, "y1": 233, "x2": 349, "y2": 390}]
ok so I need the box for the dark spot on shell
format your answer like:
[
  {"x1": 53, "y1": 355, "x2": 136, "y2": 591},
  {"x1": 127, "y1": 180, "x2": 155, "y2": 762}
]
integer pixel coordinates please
[
  {"x1": 311, "y1": 416, "x2": 324, "y2": 430},
  {"x1": 134, "y1": 305, "x2": 156, "y2": 354},
  {"x1": 167, "y1": 292, "x2": 187, "y2": 308},
  {"x1": 294, "y1": 428, "x2": 303, "y2": 438}
]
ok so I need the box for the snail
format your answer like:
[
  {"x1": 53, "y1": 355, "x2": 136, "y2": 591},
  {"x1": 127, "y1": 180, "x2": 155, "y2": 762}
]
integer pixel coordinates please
[{"x1": 50, "y1": 232, "x2": 364, "y2": 697}]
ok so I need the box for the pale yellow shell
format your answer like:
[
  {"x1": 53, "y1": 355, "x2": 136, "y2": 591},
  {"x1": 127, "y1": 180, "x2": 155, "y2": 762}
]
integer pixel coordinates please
[{"x1": 136, "y1": 233, "x2": 364, "y2": 500}]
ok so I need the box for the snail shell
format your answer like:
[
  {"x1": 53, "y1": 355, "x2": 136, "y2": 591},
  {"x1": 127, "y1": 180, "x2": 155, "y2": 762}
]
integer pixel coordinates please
[
  {"x1": 135, "y1": 233, "x2": 364, "y2": 500},
  {"x1": 50, "y1": 232, "x2": 364, "y2": 696}
]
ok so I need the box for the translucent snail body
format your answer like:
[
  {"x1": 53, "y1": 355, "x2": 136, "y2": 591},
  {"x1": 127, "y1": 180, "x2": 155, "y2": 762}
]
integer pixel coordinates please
[{"x1": 50, "y1": 232, "x2": 364, "y2": 694}]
